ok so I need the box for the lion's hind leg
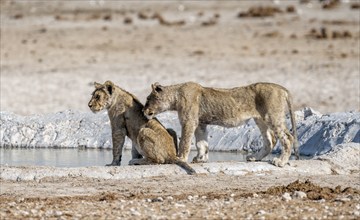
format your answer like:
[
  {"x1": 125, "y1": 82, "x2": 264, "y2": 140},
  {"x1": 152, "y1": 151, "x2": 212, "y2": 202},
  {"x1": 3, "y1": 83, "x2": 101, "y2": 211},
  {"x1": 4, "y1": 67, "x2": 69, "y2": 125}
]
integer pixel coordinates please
[
  {"x1": 271, "y1": 125, "x2": 294, "y2": 167},
  {"x1": 192, "y1": 124, "x2": 209, "y2": 163},
  {"x1": 137, "y1": 127, "x2": 167, "y2": 164},
  {"x1": 246, "y1": 118, "x2": 276, "y2": 162}
]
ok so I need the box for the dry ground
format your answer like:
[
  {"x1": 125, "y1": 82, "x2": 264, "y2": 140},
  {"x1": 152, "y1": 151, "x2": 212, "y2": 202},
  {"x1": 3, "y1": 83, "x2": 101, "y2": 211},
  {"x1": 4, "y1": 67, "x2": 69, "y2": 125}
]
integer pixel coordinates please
[
  {"x1": 1, "y1": 174, "x2": 360, "y2": 219},
  {"x1": 1, "y1": 0, "x2": 359, "y2": 115}
]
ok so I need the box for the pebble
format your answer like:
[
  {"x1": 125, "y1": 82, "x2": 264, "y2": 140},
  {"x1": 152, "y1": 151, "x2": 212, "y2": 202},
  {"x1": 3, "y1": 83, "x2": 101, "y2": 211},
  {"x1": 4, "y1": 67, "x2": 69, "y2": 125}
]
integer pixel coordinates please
[
  {"x1": 8, "y1": 202, "x2": 16, "y2": 207},
  {"x1": 151, "y1": 197, "x2": 163, "y2": 202},
  {"x1": 19, "y1": 210, "x2": 29, "y2": 216},
  {"x1": 130, "y1": 208, "x2": 141, "y2": 216},
  {"x1": 54, "y1": 211, "x2": 63, "y2": 216},
  {"x1": 257, "y1": 210, "x2": 266, "y2": 215},
  {"x1": 318, "y1": 199, "x2": 326, "y2": 203},
  {"x1": 175, "y1": 203, "x2": 185, "y2": 208},
  {"x1": 166, "y1": 196, "x2": 174, "y2": 201},
  {"x1": 282, "y1": 192, "x2": 292, "y2": 202},
  {"x1": 293, "y1": 191, "x2": 307, "y2": 199},
  {"x1": 336, "y1": 197, "x2": 351, "y2": 202}
]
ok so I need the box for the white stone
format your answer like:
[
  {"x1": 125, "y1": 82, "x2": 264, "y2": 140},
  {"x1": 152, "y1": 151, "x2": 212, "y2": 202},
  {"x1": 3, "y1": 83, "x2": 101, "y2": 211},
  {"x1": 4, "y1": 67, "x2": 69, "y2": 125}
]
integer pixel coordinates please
[{"x1": 282, "y1": 192, "x2": 292, "y2": 202}]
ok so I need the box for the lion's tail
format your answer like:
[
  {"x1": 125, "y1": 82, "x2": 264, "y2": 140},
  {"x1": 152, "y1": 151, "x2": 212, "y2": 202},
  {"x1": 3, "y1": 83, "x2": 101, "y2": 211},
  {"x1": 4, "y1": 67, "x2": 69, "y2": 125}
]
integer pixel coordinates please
[
  {"x1": 173, "y1": 159, "x2": 196, "y2": 175},
  {"x1": 286, "y1": 92, "x2": 299, "y2": 160}
]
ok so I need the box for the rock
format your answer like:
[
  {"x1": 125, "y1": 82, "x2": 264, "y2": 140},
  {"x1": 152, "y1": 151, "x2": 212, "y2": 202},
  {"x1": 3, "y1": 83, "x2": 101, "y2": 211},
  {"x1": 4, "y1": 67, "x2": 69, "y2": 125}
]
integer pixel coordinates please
[
  {"x1": 293, "y1": 191, "x2": 307, "y2": 199},
  {"x1": 151, "y1": 197, "x2": 163, "y2": 202},
  {"x1": 1, "y1": 109, "x2": 358, "y2": 158},
  {"x1": 257, "y1": 210, "x2": 266, "y2": 215},
  {"x1": 282, "y1": 192, "x2": 292, "y2": 202}
]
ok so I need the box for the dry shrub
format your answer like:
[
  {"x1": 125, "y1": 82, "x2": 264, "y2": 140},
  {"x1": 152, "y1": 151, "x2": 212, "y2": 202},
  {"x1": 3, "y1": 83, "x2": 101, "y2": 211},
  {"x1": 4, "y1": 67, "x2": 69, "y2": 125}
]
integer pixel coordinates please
[
  {"x1": 238, "y1": 6, "x2": 283, "y2": 18},
  {"x1": 262, "y1": 31, "x2": 282, "y2": 38},
  {"x1": 124, "y1": 17, "x2": 132, "y2": 24},
  {"x1": 351, "y1": 3, "x2": 360, "y2": 9},
  {"x1": 138, "y1": 12, "x2": 150, "y2": 20},
  {"x1": 286, "y1": 5, "x2": 296, "y2": 13},
  {"x1": 307, "y1": 27, "x2": 352, "y2": 39},
  {"x1": 13, "y1": 14, "x2": 23, "y2": 19},
  {"x1": 322, "y1": 0, "x2": 340, "y2": 9},
  {"x1": 191, "y1": 50, "x2": 205, "y2": 56},
  {"x1": 152, "y1": 13, "x2": 185, "y2": 26}
]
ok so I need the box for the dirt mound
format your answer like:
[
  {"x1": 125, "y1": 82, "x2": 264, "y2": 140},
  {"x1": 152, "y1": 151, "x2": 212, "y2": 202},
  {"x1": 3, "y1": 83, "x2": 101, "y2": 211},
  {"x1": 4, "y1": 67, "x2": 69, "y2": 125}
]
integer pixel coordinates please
[{"x1": 264, "y1": 179, "x2": 359, "y2": 200}]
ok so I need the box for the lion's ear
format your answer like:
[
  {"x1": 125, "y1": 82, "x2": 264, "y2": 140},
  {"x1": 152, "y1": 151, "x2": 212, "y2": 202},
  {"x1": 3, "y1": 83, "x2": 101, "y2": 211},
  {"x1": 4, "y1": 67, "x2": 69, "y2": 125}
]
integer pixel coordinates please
[
  {"x1": 152, "y1": 82, "x2": 163, "y2": 93},
  {"x1": 94, "y1": 82, "x2": 104, "y2": 89},
  {"x1": 104, "y1": 81, "x2": 114, "y2": 95}
]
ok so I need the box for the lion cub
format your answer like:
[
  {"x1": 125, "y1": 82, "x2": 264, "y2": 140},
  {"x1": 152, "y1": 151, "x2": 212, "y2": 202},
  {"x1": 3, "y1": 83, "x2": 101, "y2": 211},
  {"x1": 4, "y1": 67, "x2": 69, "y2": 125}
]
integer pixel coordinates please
[
  {"x1": 143, "y1": 82, "x2": 298, "y2": 167},
  {"x1": 88, "y1": 81, "x2": 195, "y2": 175}
]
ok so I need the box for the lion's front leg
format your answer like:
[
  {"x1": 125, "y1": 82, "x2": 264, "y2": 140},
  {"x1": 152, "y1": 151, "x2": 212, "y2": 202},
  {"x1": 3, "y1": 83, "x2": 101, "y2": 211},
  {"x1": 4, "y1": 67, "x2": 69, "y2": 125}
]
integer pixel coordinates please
[
  {"x1": 106, "y1": 128, "x2": 126, "y2": 166},
  {"x1": 192, "y1": 124, "x2": 209, "y2": 163},
  {"x1": 178, "y1": 121, "x2": 197, "y2": 162}
]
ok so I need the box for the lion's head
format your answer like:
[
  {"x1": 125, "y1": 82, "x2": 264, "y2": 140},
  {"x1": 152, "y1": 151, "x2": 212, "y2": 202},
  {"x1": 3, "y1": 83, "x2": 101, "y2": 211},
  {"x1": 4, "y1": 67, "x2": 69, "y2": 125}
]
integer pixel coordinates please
[
  {"x1": 143, "y1": 82, "x2": 171, "y2": 119},
  {"x1": 88, "y1": 81, "x2": 114, "y2": 113}
]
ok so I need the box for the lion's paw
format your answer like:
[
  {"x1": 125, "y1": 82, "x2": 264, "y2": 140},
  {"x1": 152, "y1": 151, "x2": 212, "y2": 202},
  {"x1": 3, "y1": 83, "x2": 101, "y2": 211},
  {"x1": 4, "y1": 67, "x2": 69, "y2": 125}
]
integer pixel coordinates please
[
  {"x1": 106, "y1": 161, "x2": 121, "y2": 166},
  {"x1": 128, "y1": 159, "x2": 142, "y2": 165},
  {"x1": 192, "y1": 155, "x2": 208, "y2": 163},
  {"x1": 272, "y1": 158, "x2": 286, "y2": 167},
  {"x1": 246, "y1": 155, "x2": 257, "y2": 162}
]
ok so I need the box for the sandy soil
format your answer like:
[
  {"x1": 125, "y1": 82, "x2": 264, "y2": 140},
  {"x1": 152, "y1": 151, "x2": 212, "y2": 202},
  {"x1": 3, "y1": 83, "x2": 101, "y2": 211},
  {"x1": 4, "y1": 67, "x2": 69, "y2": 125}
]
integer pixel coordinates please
[
  {"x1": 1, "y1": 0, "x2": 359, "y2": 115},
  {"x1": 1, "y1": 1, "x2": 360, "y2": 219},
  {"x1": 1, "y1": 173, "x2": 360, "y2": 219},
  {"x1": 1, "y1": 158, "x2": 360, "y2": 219}
]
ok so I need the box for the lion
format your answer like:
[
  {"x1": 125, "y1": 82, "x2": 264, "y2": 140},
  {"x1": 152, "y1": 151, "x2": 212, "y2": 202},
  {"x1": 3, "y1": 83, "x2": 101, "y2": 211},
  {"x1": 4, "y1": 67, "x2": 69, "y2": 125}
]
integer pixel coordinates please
[
  {"x1": 143, "y1": 82, "x2": 299, "y2": 167},
  {"x1": 88, "y1": 80, "x2": 195, "y2": 174}
]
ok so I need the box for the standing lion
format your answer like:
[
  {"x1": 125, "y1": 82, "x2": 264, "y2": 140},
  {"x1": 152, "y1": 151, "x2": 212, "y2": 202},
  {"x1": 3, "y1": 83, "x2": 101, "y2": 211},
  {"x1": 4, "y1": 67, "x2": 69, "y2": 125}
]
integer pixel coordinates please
[
  {"x1": 88, "y1": 81, "x2": 195, "y2": 174},
  {"x1": 143, "y1": 82, "x2": 298, "y2": 167}
]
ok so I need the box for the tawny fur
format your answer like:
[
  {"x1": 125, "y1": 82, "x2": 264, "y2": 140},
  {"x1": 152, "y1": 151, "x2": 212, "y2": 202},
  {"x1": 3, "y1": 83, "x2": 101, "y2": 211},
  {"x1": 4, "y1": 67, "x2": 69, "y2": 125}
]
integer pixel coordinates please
[
  {"x1": 88, "y1": 81, "x2": 195, "y2": 174},
  {"x1": 143, "y1": 82, "x2": 298, "y2": 167}
]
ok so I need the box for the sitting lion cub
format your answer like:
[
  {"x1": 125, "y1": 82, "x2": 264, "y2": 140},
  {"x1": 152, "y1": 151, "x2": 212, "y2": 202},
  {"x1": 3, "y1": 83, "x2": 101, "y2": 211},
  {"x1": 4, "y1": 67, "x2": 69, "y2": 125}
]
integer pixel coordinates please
[
  {"x1": 88, "y1": 81, "x2": 195, "y2": 175},
  {"x1": 143, "y1": 82, "x2": 299, "y2": 167}
]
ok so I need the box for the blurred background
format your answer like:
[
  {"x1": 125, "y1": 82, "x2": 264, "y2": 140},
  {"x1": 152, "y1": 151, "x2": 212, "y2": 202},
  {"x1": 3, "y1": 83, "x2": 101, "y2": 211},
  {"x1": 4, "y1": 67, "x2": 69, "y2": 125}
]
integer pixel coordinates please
[{"x1": 1, "y1": 0, "x2": 359, "y2": 115}]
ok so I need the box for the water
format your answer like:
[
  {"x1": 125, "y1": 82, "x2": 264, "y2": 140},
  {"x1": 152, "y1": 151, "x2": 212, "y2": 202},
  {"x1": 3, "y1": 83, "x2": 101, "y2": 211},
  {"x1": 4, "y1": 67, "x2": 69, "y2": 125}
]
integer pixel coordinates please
[{"x1": 0, "y1": 148, "x2": 303, "y2": 167}]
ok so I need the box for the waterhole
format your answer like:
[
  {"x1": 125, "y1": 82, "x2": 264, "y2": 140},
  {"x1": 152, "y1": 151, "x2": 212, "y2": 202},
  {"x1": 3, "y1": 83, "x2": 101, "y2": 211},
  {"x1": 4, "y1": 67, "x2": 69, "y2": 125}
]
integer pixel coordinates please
[{"x1": 0, "y1": 148, "x2": 304, "y2": 167}]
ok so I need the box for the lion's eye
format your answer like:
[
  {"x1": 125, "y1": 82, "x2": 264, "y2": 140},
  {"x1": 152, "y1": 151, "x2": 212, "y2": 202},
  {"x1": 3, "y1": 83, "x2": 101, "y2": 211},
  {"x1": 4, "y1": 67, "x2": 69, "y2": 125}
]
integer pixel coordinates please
[{"x1": 95, "y1": 95, "x2": 100, "y2": 100}]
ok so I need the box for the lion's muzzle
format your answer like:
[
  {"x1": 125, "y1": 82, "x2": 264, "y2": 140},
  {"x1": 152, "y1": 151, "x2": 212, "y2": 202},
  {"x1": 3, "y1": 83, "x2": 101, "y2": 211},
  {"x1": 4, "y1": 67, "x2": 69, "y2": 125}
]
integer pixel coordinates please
[{"x1": 143, "y1": 108, "x2": 155, "y2": 119}]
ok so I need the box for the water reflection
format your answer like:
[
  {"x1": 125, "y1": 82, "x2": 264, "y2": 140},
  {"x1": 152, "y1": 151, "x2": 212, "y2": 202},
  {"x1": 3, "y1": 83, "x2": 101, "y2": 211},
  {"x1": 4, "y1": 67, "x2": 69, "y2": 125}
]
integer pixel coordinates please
[{"x1": 0, "y1": 148, "x2": 303, "y2": 167}]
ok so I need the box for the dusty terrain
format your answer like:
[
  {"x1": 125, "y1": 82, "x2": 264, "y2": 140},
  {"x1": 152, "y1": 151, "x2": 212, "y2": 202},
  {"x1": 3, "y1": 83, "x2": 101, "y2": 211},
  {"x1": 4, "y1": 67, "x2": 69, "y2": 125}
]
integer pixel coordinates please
[
  {"x1": 1, "y1": 173, "x2": 360, "y2": 219},
  {"x1": 1, "y1": 0, "x2": 359, "y2": 115},
  {"x1": 1, "y1": 157, "x2": 360, "y2": 219},
  {"x1": 1, "y1": 0, "x2": 360, "y2": 219}
]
